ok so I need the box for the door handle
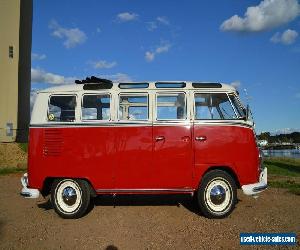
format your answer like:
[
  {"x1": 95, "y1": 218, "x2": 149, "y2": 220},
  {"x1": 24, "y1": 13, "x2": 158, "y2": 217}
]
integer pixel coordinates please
[
  {"x1": 155, "y1": 136, "x2": 165, "y2": 142},
  {"x1": 195, "y1": 136, "x2": 207, "y2": 141}
]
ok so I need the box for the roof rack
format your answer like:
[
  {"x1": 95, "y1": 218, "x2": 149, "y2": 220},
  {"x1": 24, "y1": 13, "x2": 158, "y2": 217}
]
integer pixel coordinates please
[{"x1": 75, "y1": 76, "x2": 113, "y2": 90}]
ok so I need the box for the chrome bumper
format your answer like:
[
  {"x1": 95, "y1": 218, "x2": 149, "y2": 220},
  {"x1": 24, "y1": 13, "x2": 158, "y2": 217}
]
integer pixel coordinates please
[
  {"x1": 242, "y1": 168, "x2": 268, "y2": 196},
  {"x1": 20, "y1": 173, "x2": 40, "y2": 198}
]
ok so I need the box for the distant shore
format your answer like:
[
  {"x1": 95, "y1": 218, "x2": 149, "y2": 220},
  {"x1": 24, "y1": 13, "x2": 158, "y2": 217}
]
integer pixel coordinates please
[{"x1": 261, "y1": 145, "x2": 299, "y2": 150}]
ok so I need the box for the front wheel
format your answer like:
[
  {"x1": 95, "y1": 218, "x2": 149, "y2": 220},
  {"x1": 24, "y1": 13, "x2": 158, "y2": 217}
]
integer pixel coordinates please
[
  {"x1": 51, "y1": 179, "x2": 91, "y2": 219},
  {"x1": 197, "y1": 170, "x2": 237, "y2": 219}
]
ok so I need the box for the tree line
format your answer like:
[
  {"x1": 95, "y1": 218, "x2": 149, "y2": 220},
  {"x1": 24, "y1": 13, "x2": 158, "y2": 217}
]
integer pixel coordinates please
[{"x1": 257, "y1": 132, "x2": 300, "y2": 144}]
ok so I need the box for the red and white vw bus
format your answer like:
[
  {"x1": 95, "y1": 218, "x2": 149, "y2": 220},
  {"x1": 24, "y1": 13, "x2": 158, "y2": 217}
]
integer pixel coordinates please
[{"x1": 21, "y1": 77, "x2": 267, "y2": 219}]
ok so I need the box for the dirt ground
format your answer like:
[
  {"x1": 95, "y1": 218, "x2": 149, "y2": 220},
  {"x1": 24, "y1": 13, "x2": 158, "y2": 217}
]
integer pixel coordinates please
[
  {"x1": 0, "y1": 175, "x2": 299, "y2": 250},
  {"x1": 0, "y1": 143, "x2": 27, "y2": 168},
  {"x1": 0, "y1": 144, "x2": 299, "y2": 249}
]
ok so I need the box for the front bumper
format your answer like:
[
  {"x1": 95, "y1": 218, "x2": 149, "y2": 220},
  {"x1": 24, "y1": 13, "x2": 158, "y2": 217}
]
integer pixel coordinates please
[
  {"x1": 20, "y1": 173, "x2": 40, "y2": 198},
  {"x1": 242, "y1": 167, "x2": 267, "y2": 196}
]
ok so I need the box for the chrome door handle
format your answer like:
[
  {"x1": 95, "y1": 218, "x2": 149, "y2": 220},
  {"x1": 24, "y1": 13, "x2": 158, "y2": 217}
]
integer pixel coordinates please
[
  {"x1": 155, "y1": 136, "x2": 165, "y2": 142},
  {"x1": 195, "y1": 136, "x2": 207, "y2": 141}
]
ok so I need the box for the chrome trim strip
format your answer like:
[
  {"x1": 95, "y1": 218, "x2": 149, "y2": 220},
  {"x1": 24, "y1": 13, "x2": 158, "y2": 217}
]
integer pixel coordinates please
[
  {"x1": 30, "y1": 123, "x2": 252, "y2": 129},
  {"x1": 30, "y1": 122, "x2": 153, "y2": 128},
  {"x1": 193, "y1": 121, "x2": 253, "y2": 128},
  {"x1": 30, "y1": 120, "x2": 253, "y2": 128},
  {"x1": 95, "y1": 188, "x2": 194, "y2": 193}
]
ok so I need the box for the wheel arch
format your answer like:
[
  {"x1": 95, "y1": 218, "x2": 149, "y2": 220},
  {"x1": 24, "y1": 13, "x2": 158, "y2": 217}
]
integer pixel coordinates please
[
  {"x1": 41, "y1": 177, "x2": 96, "y2": 197},
  {"x1": 201, "y1": 166, "x2": 241, "y2": 189}
]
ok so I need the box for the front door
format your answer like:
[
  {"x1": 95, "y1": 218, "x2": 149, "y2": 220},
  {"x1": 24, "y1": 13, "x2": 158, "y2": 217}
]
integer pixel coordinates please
[
  {"x1": 193, "y1": 92, "x2": 258, "y2": 185},
  {"x1": 152, "y1": 92, "x2": 193, "y2": 189}
]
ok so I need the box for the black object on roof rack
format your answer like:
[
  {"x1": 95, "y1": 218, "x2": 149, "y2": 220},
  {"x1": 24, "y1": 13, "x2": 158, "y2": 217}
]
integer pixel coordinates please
[
  {"x1": 192, "y1": 82, "x2": 222, "y2": 88},
  {"x1": 75, "y1": 76, "x2": 113, "y2": 90}
]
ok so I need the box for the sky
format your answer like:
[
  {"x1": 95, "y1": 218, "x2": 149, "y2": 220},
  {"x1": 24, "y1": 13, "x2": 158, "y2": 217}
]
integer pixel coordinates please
[{"x1": 31, "y1": 0, "x2": 300, "y2": 133}]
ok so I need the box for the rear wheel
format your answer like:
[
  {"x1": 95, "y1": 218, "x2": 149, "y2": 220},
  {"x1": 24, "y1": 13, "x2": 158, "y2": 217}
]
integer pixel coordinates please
[
  {"x1": 51, "y1": 179, "x2": 91, "y2": 219},
  {"x1": 197, "y1": 170, "x2": 237, "y2": 219}
]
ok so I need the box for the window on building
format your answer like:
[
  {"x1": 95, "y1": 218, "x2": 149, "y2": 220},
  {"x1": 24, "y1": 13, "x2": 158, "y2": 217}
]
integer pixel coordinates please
[
  {"x1": 48, "y1": 95, "x2": 76, "y2": 122},
  {"x1": 156, "y1": 93, "x2": 186, "y2": 120},
  {"x1": 9, "y1": 46, "x2": 13, "y2": 58},
  {"x1": 82, "y1": 94, "x2": 110, "y2": 120},
  {"x1": 119, "y1": 94, "x2": 149, "y2": 120}
]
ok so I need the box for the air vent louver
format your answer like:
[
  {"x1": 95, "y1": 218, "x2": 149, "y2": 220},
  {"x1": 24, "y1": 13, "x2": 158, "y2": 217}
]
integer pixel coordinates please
[{"x1": 43, "y1": 129, "x2": 63, "y2": 156}]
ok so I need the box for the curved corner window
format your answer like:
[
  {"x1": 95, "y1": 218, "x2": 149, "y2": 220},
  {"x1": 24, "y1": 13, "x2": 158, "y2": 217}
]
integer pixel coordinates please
[
  {"x1": 82, "y1": 94, "x2": 110, "y2": 121},
  {"x1": 194, "y1": 93, "x2": 238, "y2": 120},
  {"x1": 48, "y1": 95, "x2": 76, "y2": 122}
]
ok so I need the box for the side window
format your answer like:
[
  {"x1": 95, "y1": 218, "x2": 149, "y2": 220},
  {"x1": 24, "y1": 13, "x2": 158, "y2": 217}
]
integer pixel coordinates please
[
  {"x1": 48, "y1": 95, "x2": 76, "y2": 122},
  {"x1": 156, "y1": 93, "x2": 186, "y2": 120},
  {"x1": 82, "y1": 94, "x2": 110, "y2": 120},
  {"x1": 194, "y1": 93, "x2": 237, "y2": 120},
  {"x1": 119, "y1": 94, "x2": 148, "y2": 120}
]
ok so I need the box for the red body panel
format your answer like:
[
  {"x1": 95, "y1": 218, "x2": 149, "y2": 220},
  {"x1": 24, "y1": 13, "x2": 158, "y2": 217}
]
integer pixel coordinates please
[
  {"x1": 28, "y1": 124, "x2": 259, "y2": 192},
  {"x1": 28, "y1": 127, "x2": 116, "y2": 189},
  {"x1": 114, "y1": 126, "x2": 154, "y2": 189},
  {"x1": 193, "y1": 125, "x2": 259, "y2": 186},
  {"x1": 153, "y1": 125, "x2": 193, "y2": 188}
]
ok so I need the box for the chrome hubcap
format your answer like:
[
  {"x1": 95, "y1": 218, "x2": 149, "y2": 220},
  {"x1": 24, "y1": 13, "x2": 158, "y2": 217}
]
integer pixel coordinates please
[
  {"x1": 210, "y1": 185, "x2": 226, "y2": 205},
  {"x1": 62, "y1": 186, "x2": 77, "y2": 206}
]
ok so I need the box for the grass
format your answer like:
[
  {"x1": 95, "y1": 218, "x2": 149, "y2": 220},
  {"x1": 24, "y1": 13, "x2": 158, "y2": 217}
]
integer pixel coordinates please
[
  {"x1": 264, "y1": 157, "x2": 300, "y2": 195},
  {"x1": 268, "y1": 180, "x2": 300, "y2": 195},
  {"x1": 0, "y1": 143, "x2": 28, "y2": 176},
  {"x1": 264, "y1": 157, "x2": 300, "y2": 177},
  {"x1": 0, "y1": 167, "x2": 27, "y2": 176},
  {"x1": 18, "y1": 143, "x2": 28, "y2": 153}
]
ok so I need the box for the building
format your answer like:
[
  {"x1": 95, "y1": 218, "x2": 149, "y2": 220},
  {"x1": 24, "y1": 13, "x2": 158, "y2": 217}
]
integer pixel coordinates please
[
  {"x1": 257, "y1": 140, "x2": 268, "y2": 147},
  {"x1": 0, "y1": 0, "x2": 32, "y2": 142}
]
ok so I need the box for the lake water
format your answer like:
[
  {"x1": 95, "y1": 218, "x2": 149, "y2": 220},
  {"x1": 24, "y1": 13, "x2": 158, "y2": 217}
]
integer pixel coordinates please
[{"x1": 262, "y1": 149, "x2": 300, "y2": 159}]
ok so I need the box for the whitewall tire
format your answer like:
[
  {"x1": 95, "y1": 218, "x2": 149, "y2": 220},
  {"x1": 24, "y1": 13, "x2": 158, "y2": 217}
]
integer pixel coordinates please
[
  {"x1": 197, "y1": 170, "x2": 237, "y2": 219},
  {"x1": 51, "y1": 179, "x2": 91, "y2": 219}
]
